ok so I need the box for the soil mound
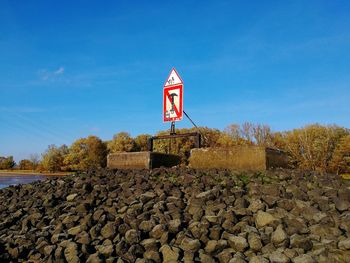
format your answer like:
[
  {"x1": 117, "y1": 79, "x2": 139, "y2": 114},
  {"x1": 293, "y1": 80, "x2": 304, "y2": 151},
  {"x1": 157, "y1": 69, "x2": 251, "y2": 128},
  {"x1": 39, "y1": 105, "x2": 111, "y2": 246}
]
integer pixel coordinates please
[{"x1": 1, "y1": 168, "x2": 350, "y2": 262}]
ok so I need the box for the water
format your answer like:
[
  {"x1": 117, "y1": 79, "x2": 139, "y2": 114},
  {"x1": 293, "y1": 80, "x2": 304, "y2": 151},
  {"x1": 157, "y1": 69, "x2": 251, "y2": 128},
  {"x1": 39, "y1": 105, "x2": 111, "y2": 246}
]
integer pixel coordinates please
[{"x1": 0, "y1": 174, "x2": 47, "y2": 189}]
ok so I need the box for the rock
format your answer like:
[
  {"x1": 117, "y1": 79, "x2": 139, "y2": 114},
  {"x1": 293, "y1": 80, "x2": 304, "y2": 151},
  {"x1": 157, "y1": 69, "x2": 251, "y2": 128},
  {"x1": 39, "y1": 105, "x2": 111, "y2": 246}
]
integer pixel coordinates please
[
  {"x1": 290, "y1": 234, "x2": 313, "y2": 251},
  {"x1": 140, "y1": 238, "x2": 158, "y2": 251},
  {"x1": 168, "y1": 219, "x2": 181, "y2": 233},
  {"x1": 249, "y1": 256, "x2": 269, "y2": 263},
  {"x1": 248, "y1": 199, "x2": 265, "y2": 213},
  {"x1": 180, "y1": 237, "x2": 201, "y2": 252},
  {"x1": 150, "y1": 224, "x2": 165, "y2": 239},
  {"x1": 1, "y1": 168, "x2": 350, "y2": 262},
  {"x1": 62, "y1": 215, "x2": 80, "y2": 225},
  {"x1": 66, "y1": 194, "x2": 78, "y2": 202},
  {"x1": 228, "y1": 236, "x2": 248, "y2": 252},
  {"x1": 338, "y1": 238, "x2": 350, "y2": 250},
  {"x1": 125, "y1": 229, "x2": 140, "y2": 244},
  {"x1": 93, "y1": 209, "x2": 104, "y2": 221},
  {"x1": 229, "y1": 256, "x2": 247, "y2": 263},
  {"x1": 64, "y1": 242, "x2": 79, "y2": 263},
  {"x1": 200, "y1": 252, "x2": 216, "y2": 263},
  {"x1": 44, "y1": 245, "x2": 55, "y2": 256},
  {"x1": 255, "y1": 211, "x2": 276, "y2": 228},
  {"x1": 217, "y1": 248, "x2": 234, "y2": 263},
  {"x1": 291, "y1": 254, "x2": 315, "y2": 263},
  {"x1": 139, "y1": 220, "x2": 156, "y2": 232},
  {"x1": 86, "y1": 253, "x2": 102, "y2": 263},
  {"x1": 144, "y1": 250, "x2": 161, "y2": 262},
  {"x1": 284, "y1": 217, "x2": 309, "y2": 235},
  {"x1": 334, "y1": 198, "x2": 350, "y2": 212},
  {"x1": 271, "y1": 225, "x2": 288, "y2": 246},
  {"x1": 269, "y1": 251, "x2": 290, "y2": 263},
  {"x1": 205, "y1": 240, "x2": 218, "y2": 253},
  {"x1": 97, "y1": 240, "x2": 114, "y2": 257},
  {"x1": 159, "y1": 245, "x2": 179, "y2": 263},
  {"x1": 140, "y1": 191, "x2": 156, "y2": 203},
  {"x1": 248, "y1": 232, "x2": 262, "y2": 251},
  {"x1": 196, "y1": 190, "x2": 214, "y2": 199},
  {"x1": 67, "y1": 225, "x2": 82, "y2": 236},
  {"x1": 101, "y1": 222, "x2": 116, "y2": 239},
  {"x1": 76, "y1": 231, "x2": 90, "y2": 244}
]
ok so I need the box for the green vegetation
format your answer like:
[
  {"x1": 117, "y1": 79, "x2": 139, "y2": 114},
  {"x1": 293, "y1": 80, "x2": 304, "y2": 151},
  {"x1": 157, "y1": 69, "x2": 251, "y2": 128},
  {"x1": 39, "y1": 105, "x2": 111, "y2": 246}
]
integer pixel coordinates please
[
  {"x1": 1, "y1": 122, "x2": 349, "y2": 174},
  {"x1": 0, "y1": 156, "x2": 15, "y2": 169}
]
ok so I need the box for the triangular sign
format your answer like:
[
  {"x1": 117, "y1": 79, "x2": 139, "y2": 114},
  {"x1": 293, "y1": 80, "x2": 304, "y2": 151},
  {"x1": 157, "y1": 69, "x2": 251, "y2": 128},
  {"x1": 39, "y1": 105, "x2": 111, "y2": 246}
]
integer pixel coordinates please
[{"x1": 164, "y1": 68, "x2": 183, "y2": 87}]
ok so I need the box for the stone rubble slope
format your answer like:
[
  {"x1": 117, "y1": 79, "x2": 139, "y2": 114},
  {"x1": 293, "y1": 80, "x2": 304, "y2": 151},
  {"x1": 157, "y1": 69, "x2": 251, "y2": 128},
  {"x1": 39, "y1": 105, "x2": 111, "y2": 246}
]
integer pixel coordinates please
[{"x1": 1, "y1": 168, "x2": 350, "y2": 262}]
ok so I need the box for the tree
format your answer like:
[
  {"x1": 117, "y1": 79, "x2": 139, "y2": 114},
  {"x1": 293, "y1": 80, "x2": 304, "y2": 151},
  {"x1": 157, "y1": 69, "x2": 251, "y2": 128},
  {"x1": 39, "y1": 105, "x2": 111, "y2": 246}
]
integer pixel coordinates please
[
  {"x1": 241, "y1": 122, "x2": 254, "y2": 143},
  {"x1": 64, "y1": 136, "x2": 107, "y2": 171},
  {"x1": 29, "y1": 154, "x2": 40, "y2": 170},
  {"x1": 252, "y1": 124, "x2": 273, "y2": 146},
  {"x1": 41, "y1": 145, "x2": 68, "y2": 172},
  {"x1": 19, "y1": 159, "x2": 34, "y2": 170},
  {"x1": 108, "y1": 132, "x2": 136, "y2": 153},
  {"x1": 330, "y1": 135, "x2": 350, "y2": 174},
  {"x1": 281, "y1": 124, "x2": 348, "y2": 172},
  {"x1": 0, "y1": 156, "x2": 16, "y2": 169},
  {"x1": 134, "y1": 134, "x2": 151, "y2": 151}
]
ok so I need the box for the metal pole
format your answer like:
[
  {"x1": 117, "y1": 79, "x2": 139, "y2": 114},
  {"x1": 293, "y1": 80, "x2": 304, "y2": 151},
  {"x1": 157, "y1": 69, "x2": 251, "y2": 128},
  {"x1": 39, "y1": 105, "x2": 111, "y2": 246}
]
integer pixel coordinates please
[
  {"x1": 183, "y1": 110, "x2": 208, "y2": 144},
  {"x1": 170, "y1": 121, "x2": 176, "y2": 135}
]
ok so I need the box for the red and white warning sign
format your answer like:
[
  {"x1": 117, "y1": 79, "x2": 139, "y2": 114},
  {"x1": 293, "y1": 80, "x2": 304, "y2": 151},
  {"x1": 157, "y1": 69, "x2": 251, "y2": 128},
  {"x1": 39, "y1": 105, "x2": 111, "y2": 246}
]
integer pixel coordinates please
[{"x1": 163, "y1": 68, "x2": 183, "y2": 122}]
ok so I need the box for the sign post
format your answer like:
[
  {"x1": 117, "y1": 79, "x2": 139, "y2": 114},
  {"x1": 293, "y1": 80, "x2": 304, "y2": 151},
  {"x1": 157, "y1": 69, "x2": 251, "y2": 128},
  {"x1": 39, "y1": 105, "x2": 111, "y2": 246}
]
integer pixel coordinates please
[
  {"x1": 163, "y1": 68, "x2": 183, "y2": 134},
  {"x1": 147, "y1": 67, "x2": 201, "y2": 153}
]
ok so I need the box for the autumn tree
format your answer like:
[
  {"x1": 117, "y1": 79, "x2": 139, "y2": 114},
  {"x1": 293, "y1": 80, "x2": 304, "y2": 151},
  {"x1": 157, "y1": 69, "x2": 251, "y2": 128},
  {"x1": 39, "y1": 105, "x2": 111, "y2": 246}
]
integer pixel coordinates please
[
  {"x1": 252, "y1": 124, "x2": 273, "y2": 146},
  {"x1": 0, "y1": 156, "x2": 16, "y2": 169},
  {"x1": 64, "y1": 136, "x2": 107, "y2": 171},
  {"x1": 281, "y1": 124, "x2": 348, "y2": 172},
  {"x1": 19, "y1": 159, "x2": 34, "y2": 170},
  {"x1": 134, "y1": 134, "x2": 152, "y2": 151},
  {"x1": 29, "y1": 154, "x2": 40, "y2": 170},
  {"x1": 108, "y1": 132, "x2": 136, "y2": 153},
  {"x1": 41, "y1": 145, "x2": 68, "y2": 172},
  {"x1": 330, "y1": 135, "x2": 350, "y2": 174}
]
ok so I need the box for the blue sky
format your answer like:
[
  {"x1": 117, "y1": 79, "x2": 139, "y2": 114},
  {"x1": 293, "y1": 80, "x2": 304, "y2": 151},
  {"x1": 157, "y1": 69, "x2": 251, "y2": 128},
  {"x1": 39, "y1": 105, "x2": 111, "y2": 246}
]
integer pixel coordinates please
[{"x1": 1, "y1": 0, "x2": 350, "y2": 161}]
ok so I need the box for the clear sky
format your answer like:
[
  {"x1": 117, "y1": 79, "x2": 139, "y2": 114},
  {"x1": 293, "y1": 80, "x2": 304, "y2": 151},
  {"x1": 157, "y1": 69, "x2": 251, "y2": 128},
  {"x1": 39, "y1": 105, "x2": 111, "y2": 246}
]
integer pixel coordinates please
[{"x1": 1, "y1": 0, "x2": 350, "y2": 161}]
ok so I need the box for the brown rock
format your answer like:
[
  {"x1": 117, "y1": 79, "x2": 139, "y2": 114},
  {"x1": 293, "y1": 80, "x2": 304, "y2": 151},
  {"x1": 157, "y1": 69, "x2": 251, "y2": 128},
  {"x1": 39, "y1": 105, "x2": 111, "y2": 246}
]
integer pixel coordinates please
[
  {"x1": 101, "y1": 222, "x2": 116, "y2": 239},
  {"x1": 271, "y1": 225, "x2": 288, "y2": 246},
  {"x1": 291, "y1": 254, "x2": 315, "y2": 263},
  {"x1": 248, "y1": 232, "x2": 263, "y2": 251},
  {"x1": 269, "y1": 251, "x2": 290, "y2": 263},
  {"x1": 64, "y1": 242, "x2": 79, "y2": 263},
  {"x1": 228, "y1": 236, "x2": 248, "y2": 252},
  {"x1": 150, "y1": 224, "x2": 165, "y2": 239},
  {"x1": 68, "y1": 225, "x2": 82, "y2": 236},
  {"x1": 180, "y1": 237, "x2": 201, "y2": 252},
  {"x1": 139, "y1": 220, "x2": 156, "y2": 232},
  {"x1": 255, "y1": 211, "x2": 276, "y2": 228},
  {"x1": 168, "y1": 219, "x2": 181, "y2": 233},
  {"x1": 338, "y1": 238, "x2": 350, "y2": 250},
  {"x1": 125, "y1": 229, "x2": 140, "y2": 244},
  {"x1": 159, "y1": 245, "x2": 180, "y2": 263}
]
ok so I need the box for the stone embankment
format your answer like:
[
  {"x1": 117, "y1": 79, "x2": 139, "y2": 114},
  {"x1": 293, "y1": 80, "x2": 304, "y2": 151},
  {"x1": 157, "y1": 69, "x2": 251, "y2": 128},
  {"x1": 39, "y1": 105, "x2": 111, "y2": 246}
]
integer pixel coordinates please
[{"x1": 1, "y1": 168, "x2": 350, "y2": 262}]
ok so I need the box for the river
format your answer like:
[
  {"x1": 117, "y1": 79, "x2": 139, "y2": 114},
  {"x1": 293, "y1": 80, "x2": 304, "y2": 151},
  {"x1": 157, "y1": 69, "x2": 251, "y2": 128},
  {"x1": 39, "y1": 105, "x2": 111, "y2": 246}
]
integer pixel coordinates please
[{"x1": 0, "y1": 174, "x2": 48, "y2": 189}]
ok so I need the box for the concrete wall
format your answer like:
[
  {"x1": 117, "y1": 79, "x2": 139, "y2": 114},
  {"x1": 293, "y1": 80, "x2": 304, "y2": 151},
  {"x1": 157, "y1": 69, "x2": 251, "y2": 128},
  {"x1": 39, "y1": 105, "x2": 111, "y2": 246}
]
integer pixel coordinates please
[
  {"x1": 107, "y1": 151, "x2": 181, "y2": 169},
  {"x1": 265, "y1": 148, "x2": 289, "y2": 169},
  {"x1": 189, "y1": 146, "x2": 289, "y2": 171}
]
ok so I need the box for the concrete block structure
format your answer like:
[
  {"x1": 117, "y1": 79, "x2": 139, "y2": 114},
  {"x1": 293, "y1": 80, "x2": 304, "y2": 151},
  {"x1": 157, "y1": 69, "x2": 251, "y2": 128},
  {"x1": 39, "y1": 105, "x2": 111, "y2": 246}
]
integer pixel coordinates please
[
  {"x1": 107, "y1": 151, "x2": 181, "y2": 169},
  {"x1": 189, "y1": 146, "x2": 289, "y2": 171}
]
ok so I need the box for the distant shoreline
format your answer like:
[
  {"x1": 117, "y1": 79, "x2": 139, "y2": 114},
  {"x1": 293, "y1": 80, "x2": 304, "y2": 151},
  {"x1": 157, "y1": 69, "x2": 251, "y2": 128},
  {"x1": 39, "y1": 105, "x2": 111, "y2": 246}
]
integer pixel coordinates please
[{"x1": 0, "y1": 170, "x2": 73, "y2": 176}]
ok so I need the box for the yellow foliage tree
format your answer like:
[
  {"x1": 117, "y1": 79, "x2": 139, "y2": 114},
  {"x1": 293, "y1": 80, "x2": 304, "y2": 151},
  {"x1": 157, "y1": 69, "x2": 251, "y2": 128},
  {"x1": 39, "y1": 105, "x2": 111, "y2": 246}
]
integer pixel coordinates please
[
  {"x1": 64, "y1": 136, "x2": 107, "y2": 171},
  {"x1": 330, "y1": 135, "x2": 350, "y2": 174},
  {"x1": 281, "y1": 124, "x2": 348, "y2": 172},
  {"x1": 108, "y1": 132, "x2": 136, "y2": 153}
]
